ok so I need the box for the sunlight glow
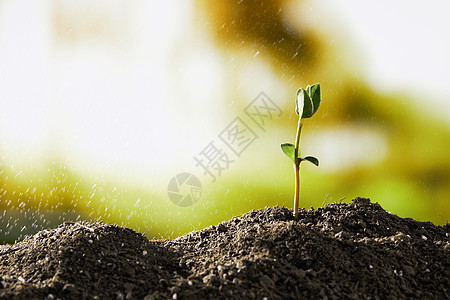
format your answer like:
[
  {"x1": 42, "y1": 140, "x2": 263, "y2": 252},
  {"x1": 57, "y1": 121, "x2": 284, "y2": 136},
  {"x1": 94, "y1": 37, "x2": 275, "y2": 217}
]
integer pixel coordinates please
[
  {"x1": 307, "y1": 0, "x2": 450, "y2": 120},
  {"x1": 304, "y1": 127, "x2": 388, "y2": 172}
]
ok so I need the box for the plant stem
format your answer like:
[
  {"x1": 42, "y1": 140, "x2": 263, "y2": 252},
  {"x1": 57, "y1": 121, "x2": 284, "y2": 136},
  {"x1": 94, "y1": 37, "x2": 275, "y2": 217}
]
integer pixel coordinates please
[
  {"x1": 293, "y1": 119, "x2": 303, "y2": 219},
  {"x1": 293, "y1": 161, "x2": 300, "y2": 219},
  {"x1": 295, "y1": 119, "x2": 303, "y2": 150}
]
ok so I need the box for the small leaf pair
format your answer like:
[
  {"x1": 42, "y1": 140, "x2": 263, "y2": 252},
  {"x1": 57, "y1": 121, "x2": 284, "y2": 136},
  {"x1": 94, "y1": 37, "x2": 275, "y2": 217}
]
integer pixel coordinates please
[
  {"x1": 296, "y1": 83, "x2": 321, "y2": 119},
  {"x1": 280, "y1": 143, "x2": 319, "y2": 166}
]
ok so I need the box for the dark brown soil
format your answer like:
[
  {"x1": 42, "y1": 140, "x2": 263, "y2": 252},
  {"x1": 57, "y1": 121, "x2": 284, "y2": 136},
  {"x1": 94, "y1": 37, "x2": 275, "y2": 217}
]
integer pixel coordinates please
[{"x1": 1, "y1": 197, "x2": 449, "y2": 299}]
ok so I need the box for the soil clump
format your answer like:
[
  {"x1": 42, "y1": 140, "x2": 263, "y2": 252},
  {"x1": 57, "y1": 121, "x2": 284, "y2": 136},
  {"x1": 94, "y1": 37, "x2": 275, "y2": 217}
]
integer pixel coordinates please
[{"x1": 1, "y1": 197, "x2": 449, "y2": 299}]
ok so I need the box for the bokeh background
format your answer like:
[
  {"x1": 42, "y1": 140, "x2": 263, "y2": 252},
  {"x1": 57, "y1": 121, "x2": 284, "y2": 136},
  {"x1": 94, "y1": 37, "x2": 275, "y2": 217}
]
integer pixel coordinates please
[{"x1": 1, "y1": 0, "x2": 449, "y2": 243}]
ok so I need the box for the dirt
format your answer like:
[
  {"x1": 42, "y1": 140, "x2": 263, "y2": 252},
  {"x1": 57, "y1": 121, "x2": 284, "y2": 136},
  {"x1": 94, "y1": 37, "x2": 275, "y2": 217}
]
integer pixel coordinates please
[{"x1": 0, "y1": 197, "x2": 448, "y2": 299}]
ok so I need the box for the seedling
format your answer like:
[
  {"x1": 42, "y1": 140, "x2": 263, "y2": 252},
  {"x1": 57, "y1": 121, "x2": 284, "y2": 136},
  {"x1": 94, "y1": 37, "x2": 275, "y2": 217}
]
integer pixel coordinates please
[{"x1": 281, "y1": 83, "x2": 321, "y2": 219}]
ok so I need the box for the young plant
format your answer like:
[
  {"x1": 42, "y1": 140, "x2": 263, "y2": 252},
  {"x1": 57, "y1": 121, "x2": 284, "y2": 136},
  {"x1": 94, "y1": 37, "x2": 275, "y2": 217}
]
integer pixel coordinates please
[{"x1": 281, "y1": 83, "x2": 321, "y2": 219}]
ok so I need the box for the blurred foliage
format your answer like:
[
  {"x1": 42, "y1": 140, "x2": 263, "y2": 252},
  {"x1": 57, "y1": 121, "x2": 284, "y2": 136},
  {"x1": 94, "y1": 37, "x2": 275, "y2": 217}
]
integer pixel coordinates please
[{"x1": 1, "y1": 0, "x2": 449, "y2": 243}]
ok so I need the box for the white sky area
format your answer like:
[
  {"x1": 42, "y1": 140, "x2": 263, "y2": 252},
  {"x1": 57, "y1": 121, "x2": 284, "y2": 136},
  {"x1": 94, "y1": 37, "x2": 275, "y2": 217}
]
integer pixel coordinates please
[
  {"x1": 0, "y1": 0, "x2": 449, "y2": 180},
  {"x1": 314, "y1": 0, "x2": 450, "y2": 113}
]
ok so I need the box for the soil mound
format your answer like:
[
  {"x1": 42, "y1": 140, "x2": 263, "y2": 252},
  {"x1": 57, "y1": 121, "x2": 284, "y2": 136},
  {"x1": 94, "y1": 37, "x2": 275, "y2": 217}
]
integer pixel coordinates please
[{"x1": 1, "y1": 197, "x2": 449, "y2": 299}]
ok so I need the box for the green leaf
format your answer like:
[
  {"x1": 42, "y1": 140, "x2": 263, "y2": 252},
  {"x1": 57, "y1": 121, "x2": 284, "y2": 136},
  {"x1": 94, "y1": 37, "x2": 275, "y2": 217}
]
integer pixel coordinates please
[
  {"x1": 306, "y1": 84, "x2": 312, "y2": 97},
  {"x1": 309, "y1": 83, "x2": 321, "y2": 116},
  {"x1": 297, "y1": 88, "x2": 313, "y2": 119},
  {"x1": 295, "y1": 88, "x2": 304, "y2": 117},
  {"x1": 281, "y1": 143, "x2": 296, "y2": 162},
  {"x1": 301, "y1": 83, "x2": 321, "y2": 119},
  {"x1": 302, "y1": 156, "x2": 319, "y2": 166}
]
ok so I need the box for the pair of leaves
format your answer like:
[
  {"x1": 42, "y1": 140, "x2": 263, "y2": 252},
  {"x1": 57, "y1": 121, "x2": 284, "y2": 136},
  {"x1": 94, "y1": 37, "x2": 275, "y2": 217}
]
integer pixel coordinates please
[
  {"x1": 280, "y1": 143, "x2": 319, "y2": 166},
  {"x1": 295, "y1": 83, "x2": 321, "y2": 119}
]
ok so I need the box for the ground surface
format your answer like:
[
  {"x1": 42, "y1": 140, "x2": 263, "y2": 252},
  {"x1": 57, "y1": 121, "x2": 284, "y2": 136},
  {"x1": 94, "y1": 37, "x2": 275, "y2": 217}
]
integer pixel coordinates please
[{"x1": 0, "y1": 197, "x2": 448, "y2": 299}]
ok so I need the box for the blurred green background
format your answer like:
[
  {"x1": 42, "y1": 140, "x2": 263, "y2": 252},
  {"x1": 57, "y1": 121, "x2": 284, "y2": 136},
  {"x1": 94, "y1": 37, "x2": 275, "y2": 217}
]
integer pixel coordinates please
[{"x1": 1, "y1": 0, "x2": 449, "y2": 243}]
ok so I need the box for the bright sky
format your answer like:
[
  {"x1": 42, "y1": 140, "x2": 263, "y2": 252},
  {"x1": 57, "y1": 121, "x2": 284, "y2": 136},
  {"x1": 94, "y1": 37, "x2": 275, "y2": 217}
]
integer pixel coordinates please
[
  {"x1": 0, "y1": 0, "x2": 449, "y2": 180},
  {"x1": 319, "y1": 0, "x2": 450, "y2": 120}
]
